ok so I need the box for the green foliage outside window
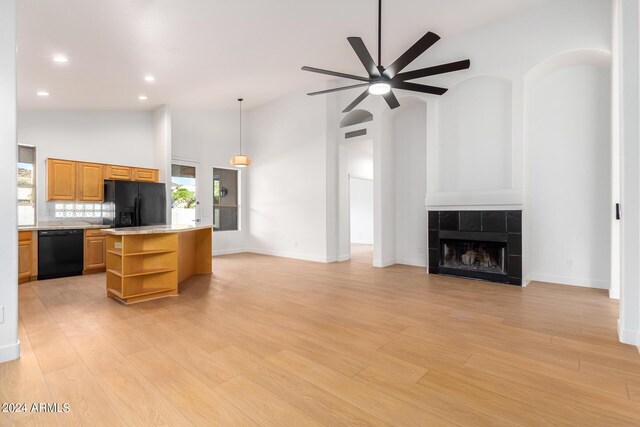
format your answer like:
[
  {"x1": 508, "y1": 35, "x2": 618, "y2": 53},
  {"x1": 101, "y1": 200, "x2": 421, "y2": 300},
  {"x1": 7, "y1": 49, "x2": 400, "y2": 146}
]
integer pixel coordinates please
[{"x1": 172, "y1": 186, "x2": 196, "y2": 208}]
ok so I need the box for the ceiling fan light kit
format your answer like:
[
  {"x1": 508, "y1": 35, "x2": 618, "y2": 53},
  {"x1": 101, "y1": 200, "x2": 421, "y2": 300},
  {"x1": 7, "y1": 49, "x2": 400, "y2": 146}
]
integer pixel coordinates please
[
  {"x1": 230, "y1": 98, "x2": 252, "y2": 168},
  {"x1": 369, "y1": 81, "x2": 391, "y2": 95},
  {"x1": 302, "y1": 0, "x2": 470, "y2": 112}
]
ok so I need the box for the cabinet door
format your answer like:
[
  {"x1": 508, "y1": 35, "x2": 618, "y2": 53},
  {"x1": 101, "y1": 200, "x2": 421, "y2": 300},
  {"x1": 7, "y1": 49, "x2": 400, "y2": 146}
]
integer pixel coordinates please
[
  {"x1": 47, "y1": 159, "x2": 76, "y2": 201},
  {"x1": 132, "y1": 168, "x2": 159, "y2": 182},
  {"x1": 18, "y1": 240, "x2": 32, "y2": 283},
  {"x1": 85, "y1": 236, "x2": 106, "y2": 271},
  {"x1": 104, "y1": 165, "x2": 132, "y2": 181},
  {"x1": 77, "y1": 162, "x2": 104, "y2": 201}
]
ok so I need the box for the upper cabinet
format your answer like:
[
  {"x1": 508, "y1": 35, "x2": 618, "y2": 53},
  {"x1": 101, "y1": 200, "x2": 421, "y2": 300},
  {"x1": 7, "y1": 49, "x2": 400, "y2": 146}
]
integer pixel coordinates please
[
  {"x1": 47, "y1": 158, "x2": 159, "y2": 201},
  {"x1": 47, "y1": 159, "x2": 76, "y2": 201},
  {"x1": 77, "y1": 162, "x2": 104, "y2": 202},
  {"x1": 132, "y1": 168, "x2": 158, "y2": 182},
  {"x1": 104, "y1": 165, "x2": 132, "y2": 181}
]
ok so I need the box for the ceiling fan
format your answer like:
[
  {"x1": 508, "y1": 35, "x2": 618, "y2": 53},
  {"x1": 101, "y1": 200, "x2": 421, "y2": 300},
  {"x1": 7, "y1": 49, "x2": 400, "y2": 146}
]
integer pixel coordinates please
[{"x1": 302, "y1": 0, "x2": 470, "y2": 113}]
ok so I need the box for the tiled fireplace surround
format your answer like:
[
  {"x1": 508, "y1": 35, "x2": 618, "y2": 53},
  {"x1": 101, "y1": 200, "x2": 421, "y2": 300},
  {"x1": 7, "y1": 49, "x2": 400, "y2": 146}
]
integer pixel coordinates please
[{"x1": 428, "y1": 210, "x2": 523, "y2": 286}]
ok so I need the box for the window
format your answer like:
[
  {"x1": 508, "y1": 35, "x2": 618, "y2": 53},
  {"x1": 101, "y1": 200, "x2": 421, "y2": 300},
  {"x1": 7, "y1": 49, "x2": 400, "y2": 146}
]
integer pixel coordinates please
[
  {"x1": 213, "y1": 167, "x2": 239, "y2": 231},
  {"x1": 171, "y1": 162, "x2": 199, "y2": 226},
  {"x1": 18, "y1": 145, "x2": 36, "y2": 226}
]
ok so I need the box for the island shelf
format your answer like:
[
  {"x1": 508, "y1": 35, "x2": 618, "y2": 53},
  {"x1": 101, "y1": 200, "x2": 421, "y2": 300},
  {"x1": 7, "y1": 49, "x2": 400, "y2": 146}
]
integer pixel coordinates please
[{"x1": 103, "y1": 225, "x2": 212, "y2": 304}]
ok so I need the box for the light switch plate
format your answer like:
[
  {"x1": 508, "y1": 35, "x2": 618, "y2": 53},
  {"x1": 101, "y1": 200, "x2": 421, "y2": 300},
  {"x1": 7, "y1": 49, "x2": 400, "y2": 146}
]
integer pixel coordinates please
[{"x1": 0, "y1": 305, "x2": 4, "y2": 324}]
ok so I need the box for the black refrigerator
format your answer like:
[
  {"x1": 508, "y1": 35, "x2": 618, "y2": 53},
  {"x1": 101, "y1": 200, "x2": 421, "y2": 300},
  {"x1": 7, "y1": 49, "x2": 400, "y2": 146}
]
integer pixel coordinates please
[{"x1": 103, "y1": 180, "x2": 167, "y2": 228}]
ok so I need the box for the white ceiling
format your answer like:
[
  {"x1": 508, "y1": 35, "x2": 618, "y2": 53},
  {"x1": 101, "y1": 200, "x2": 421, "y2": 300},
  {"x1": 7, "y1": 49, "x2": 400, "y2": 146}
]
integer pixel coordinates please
[{"x1": 17, "y1": 0, "x2": 550, "y2": 111}]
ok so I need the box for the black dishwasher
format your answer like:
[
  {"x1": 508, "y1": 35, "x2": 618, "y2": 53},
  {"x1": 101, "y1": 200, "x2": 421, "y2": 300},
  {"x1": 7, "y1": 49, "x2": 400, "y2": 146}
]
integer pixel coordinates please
[{"x1": 38, "y1": 230, "x2": 84, "y2": 280}]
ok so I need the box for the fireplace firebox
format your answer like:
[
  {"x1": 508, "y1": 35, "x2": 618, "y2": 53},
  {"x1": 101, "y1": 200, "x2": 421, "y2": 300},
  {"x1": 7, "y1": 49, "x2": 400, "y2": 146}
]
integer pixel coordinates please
[{"x1": 428, "y1": 210, "x2": 522, "y2": 285}]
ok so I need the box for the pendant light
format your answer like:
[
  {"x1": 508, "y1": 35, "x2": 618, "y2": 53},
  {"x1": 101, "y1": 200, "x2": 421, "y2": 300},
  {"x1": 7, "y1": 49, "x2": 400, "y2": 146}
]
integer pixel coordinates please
[{"x1": 230, "y1": 98, "x2": 251, "y2": 167}]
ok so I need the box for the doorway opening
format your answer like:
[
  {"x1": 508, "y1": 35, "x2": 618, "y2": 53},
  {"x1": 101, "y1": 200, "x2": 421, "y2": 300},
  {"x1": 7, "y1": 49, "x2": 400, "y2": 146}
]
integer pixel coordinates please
[
  {"x1": 171, "y1": 159, "x2": 201, "y2": 226},
  {"x1": 350, "y1": 176, "x2": 374, "y2": 263}
]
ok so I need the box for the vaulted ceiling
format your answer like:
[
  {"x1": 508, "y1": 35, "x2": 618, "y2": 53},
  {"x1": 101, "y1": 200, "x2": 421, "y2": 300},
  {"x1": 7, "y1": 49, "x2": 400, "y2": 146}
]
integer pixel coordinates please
[{"x1": 17, "y1": 0, "x2": 551, "y2": 110}]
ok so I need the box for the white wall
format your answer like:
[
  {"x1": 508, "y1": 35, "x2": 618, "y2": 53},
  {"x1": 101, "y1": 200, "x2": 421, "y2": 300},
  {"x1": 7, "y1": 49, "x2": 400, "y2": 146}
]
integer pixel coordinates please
[
  {"x1": 154, "y1": 105, "x2": 172, "y2": 223},
  {"x1": 246, "y1": 94, "x2": 330, "y2": 262},
  {"x1": 17, "y1": 110, "x2": 156, "y2": 221},
  {"x1": 527, "y1": 64, "x2": 611, "y2": 289},
  {"x1": 439, "y1": 77, "x2": 512, "y2": 192},
  {"x1": 350, "y1": 177, "x2": 373, "y2": 245},
  {"x1": 394, "y1": 101, "x2": 428, "y2": 267},
  {"x1": 0, "y1": 0, "x2": 20, "y2": 363},
  {"x1": 171, "y1": 109, "x2": 248, "y2": 255}
]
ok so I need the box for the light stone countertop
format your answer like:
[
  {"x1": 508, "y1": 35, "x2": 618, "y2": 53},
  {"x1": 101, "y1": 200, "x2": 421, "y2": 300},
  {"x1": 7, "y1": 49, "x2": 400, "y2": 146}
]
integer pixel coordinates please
[{"x1": 101, "y1": 224, "x2": 213, "y2": 236}]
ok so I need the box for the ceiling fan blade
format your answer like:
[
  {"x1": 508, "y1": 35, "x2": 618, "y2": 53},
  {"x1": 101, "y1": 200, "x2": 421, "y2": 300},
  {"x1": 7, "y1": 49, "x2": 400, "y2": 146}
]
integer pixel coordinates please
[
  {"x1": 302, "y1": 66, "x2": 370, "y2": 82},
  {"x1": 394, "y1": 59, "x2": 470, "y2": 82},
  {"x1": 343, "y1": 88, "x2": 371, "y2": 113},
  {"x1": 383, "y1": 32, "x2": 440, "y2": 79},
  {"x1": 383, "y1": 90, "x2": 400, "y2": 109},
  {"x1": 347, "y1": 37, "x2": 381, "y2": 78},
  {"x1": 393, "y1": 81, "x2": 448, "y2": 95},
  {"x1": 307, "y1": 83, "x2": 369, "y2": 96}
]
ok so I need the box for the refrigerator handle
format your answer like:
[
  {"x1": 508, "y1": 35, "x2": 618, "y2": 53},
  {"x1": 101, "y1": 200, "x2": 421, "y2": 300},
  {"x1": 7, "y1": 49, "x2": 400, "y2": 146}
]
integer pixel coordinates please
[
  {"x1": 134, "y1": 197, "x2": 140, "y2": 226},
  {"x1": 138, "y1": 197, "x2": 143, "y2": 226}
]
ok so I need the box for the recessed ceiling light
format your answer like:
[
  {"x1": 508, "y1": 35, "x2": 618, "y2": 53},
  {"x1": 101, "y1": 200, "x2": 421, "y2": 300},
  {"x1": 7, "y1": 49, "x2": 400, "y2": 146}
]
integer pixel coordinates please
[
  {"x1": 52, "y1": 54, "x2": 68, "y2": 63},
  {"x1": 37, "y1": 91, "x2": 50, "y2": 97},
  {"x1": 138, "y1": 95, "x2": 148, "y2": 101},
  {"x1": 144, "y1": 75, "x2": 155, "y2": 82}
]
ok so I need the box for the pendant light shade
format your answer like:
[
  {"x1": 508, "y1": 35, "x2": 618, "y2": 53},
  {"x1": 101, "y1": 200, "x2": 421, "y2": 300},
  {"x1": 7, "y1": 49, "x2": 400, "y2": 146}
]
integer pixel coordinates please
[
  {"x1": 230, "y1": 98, "x2": 251, "y2": 167},
  {"x1": 230, "y1": 154, "x2": 251, "y2": 167}
]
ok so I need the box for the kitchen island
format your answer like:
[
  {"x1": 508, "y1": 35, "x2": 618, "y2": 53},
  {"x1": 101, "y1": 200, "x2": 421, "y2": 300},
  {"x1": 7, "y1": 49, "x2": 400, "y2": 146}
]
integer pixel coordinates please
[{"x1": 102, "y1": 225, "x2": 212, "y2": 304}]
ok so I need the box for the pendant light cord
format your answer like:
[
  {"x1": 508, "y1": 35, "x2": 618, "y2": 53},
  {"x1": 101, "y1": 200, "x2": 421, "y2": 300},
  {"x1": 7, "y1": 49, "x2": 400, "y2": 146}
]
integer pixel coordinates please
[{"x1": 238, "y1": 98, "x2": 243, "y2": 155}]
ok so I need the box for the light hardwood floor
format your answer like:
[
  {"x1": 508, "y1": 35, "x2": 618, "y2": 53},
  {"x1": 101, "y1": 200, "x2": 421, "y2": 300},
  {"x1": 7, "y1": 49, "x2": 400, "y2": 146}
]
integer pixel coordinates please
[{"x1": 2, "y1": 250, "x2": 640, "y2": 426}]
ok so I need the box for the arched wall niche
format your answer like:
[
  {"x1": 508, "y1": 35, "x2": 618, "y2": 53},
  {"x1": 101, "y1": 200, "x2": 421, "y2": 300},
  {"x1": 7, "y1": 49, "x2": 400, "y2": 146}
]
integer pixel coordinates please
[
  {"x1": 438, "y1": 75, "x2": 514, "y2": 193},
  {"x1": 524, "y1": 48, "x2": 612, "y2": 290},
  {"x1": 525, "y1": 48, "x2": 612, "y2": 87}
]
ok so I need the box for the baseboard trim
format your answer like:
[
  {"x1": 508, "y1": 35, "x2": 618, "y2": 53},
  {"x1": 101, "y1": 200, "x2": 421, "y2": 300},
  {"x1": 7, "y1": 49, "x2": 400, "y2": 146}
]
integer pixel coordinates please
[
  {"x1": 212, "y1": 248, "x2": 248, "y2": 256},
  {"x1": 0, "y1": 340, "x2": 20, "y2": 364},
  {"x1": 618, "y1": 324, "x2": 640, "y2": 347},
  {"x1": 373, "y1": 258, "x2": 396, "y2": 268},
  {"x1": 395, "y1": 258, "x2": 427, "y2": 268},
  {"x1": 527, "y1": 273, "x2": 608, "y2": 290},
  {"x1": 247, "y1": 248, "x2": 332, "y2": 263},
  {"x1": 337, "y1": 254, "x2": 351, "y2": 262}
]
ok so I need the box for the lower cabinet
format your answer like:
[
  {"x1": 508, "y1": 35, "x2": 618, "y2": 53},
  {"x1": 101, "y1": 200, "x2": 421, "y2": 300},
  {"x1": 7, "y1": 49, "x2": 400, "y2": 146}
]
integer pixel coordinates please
[
  {"x1": 84, "y1": 230, "x2": 107, "y2": 272},
  {"x1": 18, "y1": 231, "x2": 36, "y2": 284}
]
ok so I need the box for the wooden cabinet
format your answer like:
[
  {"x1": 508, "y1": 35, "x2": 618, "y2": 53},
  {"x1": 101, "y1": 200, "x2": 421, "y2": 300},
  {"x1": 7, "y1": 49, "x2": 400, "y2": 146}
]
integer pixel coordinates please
[
  {"x1": 84, "y1": 229, "x2": 106, "y2": 272},
  {"x1": 18, "y1": 231, "x2": 36, "y2": 284},
  {"x1": 104, "y1": 165, "x2": 132, "y2": 181},
  {"x1": 47, "y1": 159, "x2": 76, "y2": 201},
  {"x1": 132, "y1": 168, "x2": 159, "y2": 182},
  {"x1": 48, "y1": 159, "x2": 160, "y2": 201},
  {"x1": 77, "y1": 162, "x2": 104, "y2": 201}
]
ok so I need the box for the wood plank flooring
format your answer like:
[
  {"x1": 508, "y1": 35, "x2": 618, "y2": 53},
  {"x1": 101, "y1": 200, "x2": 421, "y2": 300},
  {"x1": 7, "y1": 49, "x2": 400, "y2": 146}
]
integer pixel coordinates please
[{"x1": 2, "y1": 247, "x2": 639, "y2": 426}]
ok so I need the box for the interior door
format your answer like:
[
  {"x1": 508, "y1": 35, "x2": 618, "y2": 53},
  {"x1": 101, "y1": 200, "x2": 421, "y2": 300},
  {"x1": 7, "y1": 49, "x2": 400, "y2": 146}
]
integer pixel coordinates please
[{"x1": 171, "y1": 160, "x2": 200, "y2": 226}]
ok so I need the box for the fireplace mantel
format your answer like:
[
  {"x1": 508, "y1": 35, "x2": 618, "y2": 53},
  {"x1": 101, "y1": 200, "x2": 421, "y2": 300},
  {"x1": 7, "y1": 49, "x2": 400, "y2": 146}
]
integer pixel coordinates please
[{"x1": 425, "y1": 189, "x2": 523, "y2": 211}]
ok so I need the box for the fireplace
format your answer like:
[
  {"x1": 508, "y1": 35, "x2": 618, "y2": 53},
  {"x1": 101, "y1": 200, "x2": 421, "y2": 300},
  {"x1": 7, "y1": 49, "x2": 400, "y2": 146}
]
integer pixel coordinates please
[{"x1": 428, "y1": 210, "x2": 522, "y2": 285}]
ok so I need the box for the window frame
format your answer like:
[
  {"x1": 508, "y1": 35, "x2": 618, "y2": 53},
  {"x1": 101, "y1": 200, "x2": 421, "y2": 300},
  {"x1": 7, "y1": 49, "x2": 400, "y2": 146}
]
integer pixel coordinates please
[
  {"x1": 17, "y1": 144, "x2": 37, "y2": 227},
  {"x1": 212, "y1": 166, "x2": 240, "y2": 233}
]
